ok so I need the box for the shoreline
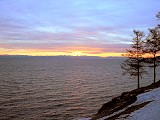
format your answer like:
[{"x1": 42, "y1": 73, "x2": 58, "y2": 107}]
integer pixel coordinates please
[{"x1": 91, "y1": 80, "x2": 160, "y2": 120}]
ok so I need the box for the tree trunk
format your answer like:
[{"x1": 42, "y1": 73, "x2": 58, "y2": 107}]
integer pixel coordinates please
[
  {"x1": 153, "y1": 55, "x2": 156, "y2": 83},
  {"x1": 138, "y1": 60, "x2": 140, "y2": 89}
]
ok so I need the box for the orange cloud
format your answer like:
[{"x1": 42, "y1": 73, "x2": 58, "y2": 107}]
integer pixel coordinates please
[{"x1": 0, "y1": 45, "x2": 125, "y2": 57}]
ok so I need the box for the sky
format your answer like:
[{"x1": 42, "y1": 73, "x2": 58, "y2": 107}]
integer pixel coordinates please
[{"x1": 0, "y1": 0, "x2": 159, "y2": 57}]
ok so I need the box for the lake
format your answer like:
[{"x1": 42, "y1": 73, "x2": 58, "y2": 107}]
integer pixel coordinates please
[{"x1": 0, "y1": 57, "x2": 159, "y2": 120}]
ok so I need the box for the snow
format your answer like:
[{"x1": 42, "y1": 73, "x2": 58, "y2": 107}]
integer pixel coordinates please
[
  {"x1": 78, "y1": 87, "x2": 160, "y2": 120},
  {"x1": 135, "y1": 88, "x2": 160, "y2": 104},
  {"x1": 126, "y1": 101, "x2": 160, "y2": 120},
  {"x1": 125, "y1": 87, "x2": 160, "y2": 120}
]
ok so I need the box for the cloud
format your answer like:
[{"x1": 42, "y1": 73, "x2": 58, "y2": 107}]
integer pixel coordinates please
[
  {"x1": 0, "y1": 21, "x2": 131, "y2": 54},
  {"x1": 0, "y1": 0, "x2": 159, "y2": 56}
]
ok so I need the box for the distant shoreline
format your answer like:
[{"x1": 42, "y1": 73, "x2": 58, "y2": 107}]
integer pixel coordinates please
[{"x1": 0, "y1": 55, "x2": 125, "y2": 59}]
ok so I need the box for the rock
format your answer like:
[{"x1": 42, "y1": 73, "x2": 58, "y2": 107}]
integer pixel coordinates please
[{"x1": 96, "y1": 92, "x2": 137, "y2": 118}]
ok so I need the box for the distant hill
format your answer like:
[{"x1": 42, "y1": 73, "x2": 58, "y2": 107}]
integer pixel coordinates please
[
  {"x1": 143, "y1": 56, "x2": 160, "y2": 63},
  {"x1": 157, "y1": 56, "x2": 160, "y2": 59},
  {"x1": 0, "y1": 55, "x2": 102, "y2": 59},
  {"x1": 0, "y1": 55, "x2": 30, "y2": 59},
  {"x1": 0, "y1": 55, "x2": 126, "y2": 59},
  {"x1": 105, "y1": 56, "x2": 125, "y2": 59}
]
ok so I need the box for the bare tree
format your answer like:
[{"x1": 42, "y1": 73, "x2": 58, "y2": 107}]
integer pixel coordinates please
[{"x1": 121, "y1": 30, "x2": 145, "y2": 89}]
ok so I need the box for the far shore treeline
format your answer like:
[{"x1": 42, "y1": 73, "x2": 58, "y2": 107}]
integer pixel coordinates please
[{"x1": 121, "y1": 12, "x2": 160, "y2": 89}]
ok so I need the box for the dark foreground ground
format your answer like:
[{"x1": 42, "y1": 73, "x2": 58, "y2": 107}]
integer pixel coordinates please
[{"x1": 91, "y1": 80, "x2": 160, "y2": 120}]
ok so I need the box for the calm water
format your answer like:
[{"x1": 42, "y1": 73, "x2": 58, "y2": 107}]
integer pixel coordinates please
[{"x1": 0, "y1": 58, "x2": 159, "y2": 120}]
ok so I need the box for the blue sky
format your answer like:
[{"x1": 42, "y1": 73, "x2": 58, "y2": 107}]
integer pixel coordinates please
[{"x1": 0, "y1": 0, "x2": 159, "y2": 56}]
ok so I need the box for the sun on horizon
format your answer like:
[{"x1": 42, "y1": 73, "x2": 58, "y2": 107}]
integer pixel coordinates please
[{"x1": 0, "y1": 0, "x2": 159, "y2": 58}]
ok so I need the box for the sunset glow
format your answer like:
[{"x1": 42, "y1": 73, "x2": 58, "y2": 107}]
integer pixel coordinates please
[{"x1": 0, "y1": 0, "x2": 159, "y2": 57}]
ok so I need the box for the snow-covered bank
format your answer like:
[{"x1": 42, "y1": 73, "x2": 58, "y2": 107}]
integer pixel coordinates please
[
  {"x1": 103, "y1": 87, "x2": 160, "y2": 120},
  {"x1": 78, "y1": 87, "x2": 160, "y2": 120},
  {"x1": 122, "y1": 87, "x2": 160, "y2": 120}
]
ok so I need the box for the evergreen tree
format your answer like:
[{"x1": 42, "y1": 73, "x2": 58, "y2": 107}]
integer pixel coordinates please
[
  {"x1": 144, "y1": 13, "x2": 160, "y2": 83},
  {"x1": 121, "y1": 30, "x2": 145, "y2": 89}
]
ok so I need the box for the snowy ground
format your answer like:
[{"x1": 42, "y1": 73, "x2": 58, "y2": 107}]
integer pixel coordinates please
[
  {"x1": 78, "y1": 87, "x2": 160, "y2": 120},
  {"x1": 121, "y1": 87, "x2": 160, "y2": 120},
  {"x1": 105, "y1": 87, "x2": 160, "y2": 120}
]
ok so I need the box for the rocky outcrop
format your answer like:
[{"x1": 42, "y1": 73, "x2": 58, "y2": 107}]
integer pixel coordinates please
[{"x1": 91, "y1": 92, "x2": 137, "y2": 120}]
